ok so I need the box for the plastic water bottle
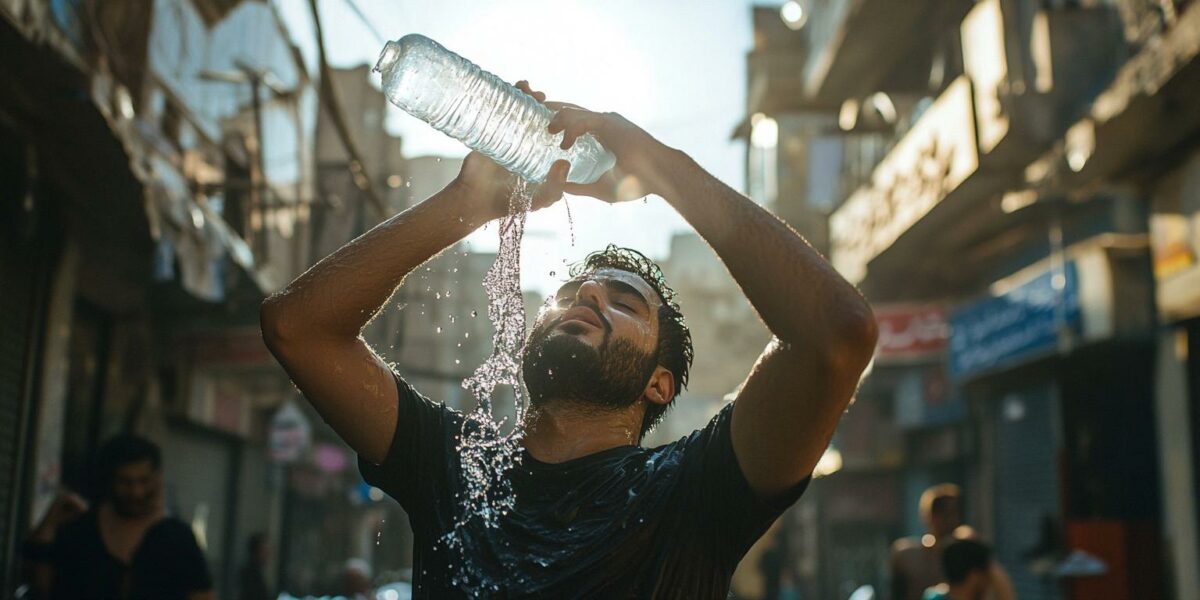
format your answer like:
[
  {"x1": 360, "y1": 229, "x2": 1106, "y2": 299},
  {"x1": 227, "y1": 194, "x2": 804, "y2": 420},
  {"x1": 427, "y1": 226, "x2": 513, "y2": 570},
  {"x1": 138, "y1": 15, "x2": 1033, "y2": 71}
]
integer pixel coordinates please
[{"x1": 373, "y1": 34, "x2": 616, "y2": 185}]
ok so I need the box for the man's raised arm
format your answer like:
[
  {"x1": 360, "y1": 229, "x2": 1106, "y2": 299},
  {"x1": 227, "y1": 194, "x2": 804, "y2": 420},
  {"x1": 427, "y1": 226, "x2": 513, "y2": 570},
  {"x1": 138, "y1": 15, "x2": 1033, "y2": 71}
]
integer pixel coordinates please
[
  {"x1": 659, "y1": 150, "x2": 876, "y2": 498},
  {"x1": 550, "y1": 104, "x2": 877, "y2": 500},
  {"x1": 260, "y1": 145, "x2": 566, "y2": 463}
]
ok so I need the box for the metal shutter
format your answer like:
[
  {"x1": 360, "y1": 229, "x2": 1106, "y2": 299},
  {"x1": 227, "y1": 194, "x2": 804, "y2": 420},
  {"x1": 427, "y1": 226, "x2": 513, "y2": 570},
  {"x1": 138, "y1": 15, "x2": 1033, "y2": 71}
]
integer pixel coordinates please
[{"x1": 993, "y1": 383, "x2": 1063, "y2": 600}]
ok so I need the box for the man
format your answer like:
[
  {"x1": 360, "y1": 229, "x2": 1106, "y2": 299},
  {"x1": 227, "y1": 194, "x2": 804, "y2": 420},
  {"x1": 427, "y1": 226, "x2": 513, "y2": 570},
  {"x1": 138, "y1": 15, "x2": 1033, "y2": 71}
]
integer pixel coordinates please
[
  {"x1": 921, "y1": 539, "x2": 1015, "y2": 600},
  {"x1": 892, "y1": 484, "x2": 1015, "y2": 600},
  {"x1": 24, "y1": 434, "x2": 214, "y2": 600},
  {"x1": 261, "y1": 82, "x2": 877, "y2": 597},
  {"x1": 892, "y1": 484, "x2": 969, "y2": 600}
]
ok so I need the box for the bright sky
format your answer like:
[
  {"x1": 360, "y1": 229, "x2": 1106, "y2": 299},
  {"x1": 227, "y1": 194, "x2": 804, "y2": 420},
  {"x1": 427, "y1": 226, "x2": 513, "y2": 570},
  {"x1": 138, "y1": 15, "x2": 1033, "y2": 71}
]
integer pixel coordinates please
[{"x1": 276, "y1": 0, "x2": 755, "y2": 296}]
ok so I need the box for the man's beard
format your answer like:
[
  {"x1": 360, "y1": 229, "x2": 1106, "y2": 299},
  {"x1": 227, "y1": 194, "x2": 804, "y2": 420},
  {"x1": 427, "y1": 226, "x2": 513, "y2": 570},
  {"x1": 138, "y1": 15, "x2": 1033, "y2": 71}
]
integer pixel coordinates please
[
  {"x1": 522, "y1": 319, "x2": 657, "y2": 411},
  {"x1": 112, "y1": 494, "x2": 155, "y2": 519}
]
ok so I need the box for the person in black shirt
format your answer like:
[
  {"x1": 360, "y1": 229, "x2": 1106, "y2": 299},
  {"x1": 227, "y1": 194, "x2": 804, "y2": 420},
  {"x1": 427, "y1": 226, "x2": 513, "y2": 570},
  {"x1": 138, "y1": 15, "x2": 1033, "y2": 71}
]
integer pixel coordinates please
[
  {"x1": 262, "y1": 81, "x2": 878, "y2": 598},
  {"x1": 24, "y1": 434, "x2": 214, "y2": 600}
]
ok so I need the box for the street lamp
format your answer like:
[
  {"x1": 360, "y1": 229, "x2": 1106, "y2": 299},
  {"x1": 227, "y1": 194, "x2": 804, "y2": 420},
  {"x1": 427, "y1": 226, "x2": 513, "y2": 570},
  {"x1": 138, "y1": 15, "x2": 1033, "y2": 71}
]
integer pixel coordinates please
[{"x1": 781, "y1": 0, "x2": 809, "y2": 30}]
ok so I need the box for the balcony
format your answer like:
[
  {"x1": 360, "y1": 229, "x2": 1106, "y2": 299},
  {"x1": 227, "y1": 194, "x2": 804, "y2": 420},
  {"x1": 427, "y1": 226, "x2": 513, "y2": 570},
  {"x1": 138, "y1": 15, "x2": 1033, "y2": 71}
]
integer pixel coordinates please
[{"x1": 803, "y1": 0, "x2": 974, "y2": 103}]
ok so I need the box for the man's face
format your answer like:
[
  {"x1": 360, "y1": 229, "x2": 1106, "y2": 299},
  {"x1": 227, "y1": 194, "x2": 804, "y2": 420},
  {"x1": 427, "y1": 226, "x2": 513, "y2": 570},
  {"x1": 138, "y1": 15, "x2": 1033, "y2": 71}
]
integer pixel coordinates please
[
  {"x1": 928, "y1": 500, "x2": 961, "y2": 536},
  {"x1": 522, "y1": 268, "x2": 663, "y2": 410},
  {"x1": 110, "y1": 460, "x2": 161, "y2": 518}
]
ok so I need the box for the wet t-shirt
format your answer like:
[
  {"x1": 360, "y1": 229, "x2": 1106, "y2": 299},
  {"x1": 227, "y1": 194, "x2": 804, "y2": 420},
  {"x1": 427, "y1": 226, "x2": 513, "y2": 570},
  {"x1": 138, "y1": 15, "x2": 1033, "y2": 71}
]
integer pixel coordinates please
[{"x1": 359, "y1": 372, "x2": 810, "y2": 598}]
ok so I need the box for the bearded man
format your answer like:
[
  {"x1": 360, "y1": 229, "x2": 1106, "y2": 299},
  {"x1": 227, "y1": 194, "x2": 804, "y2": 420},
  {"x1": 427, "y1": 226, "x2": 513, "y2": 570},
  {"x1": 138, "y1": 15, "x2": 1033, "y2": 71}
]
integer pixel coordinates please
[{"x1": 261, "y1": 82, "x2": 877, "y2": 598}]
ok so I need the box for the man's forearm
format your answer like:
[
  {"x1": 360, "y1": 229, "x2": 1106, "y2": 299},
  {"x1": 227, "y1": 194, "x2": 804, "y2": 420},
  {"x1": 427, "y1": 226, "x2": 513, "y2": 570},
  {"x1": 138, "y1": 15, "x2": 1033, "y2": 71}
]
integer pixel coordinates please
[
  {"x1": 652, "y1": 149, "x2": 875, "y2": 357},
  {"x1": 262, "y1": 182, "x2": 481, "y2": 341}
]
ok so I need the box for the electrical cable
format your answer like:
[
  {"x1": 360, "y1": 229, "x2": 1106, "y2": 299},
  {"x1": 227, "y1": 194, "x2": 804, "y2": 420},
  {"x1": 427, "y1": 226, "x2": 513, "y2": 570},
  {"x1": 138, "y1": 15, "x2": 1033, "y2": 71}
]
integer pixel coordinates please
[{"x1": 307, "y1": 0, "x2": 388, "y2": 217}]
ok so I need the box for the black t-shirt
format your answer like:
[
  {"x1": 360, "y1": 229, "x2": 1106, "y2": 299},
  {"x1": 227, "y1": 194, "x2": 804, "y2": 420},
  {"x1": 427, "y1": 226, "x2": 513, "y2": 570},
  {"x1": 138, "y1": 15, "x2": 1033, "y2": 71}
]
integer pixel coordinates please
[
  {"x1": 51, "y1": 510, "x2": 213, "y2": 600},
  {"x1": 359, "y1": 372, "x2": 810, "y2": 598}
]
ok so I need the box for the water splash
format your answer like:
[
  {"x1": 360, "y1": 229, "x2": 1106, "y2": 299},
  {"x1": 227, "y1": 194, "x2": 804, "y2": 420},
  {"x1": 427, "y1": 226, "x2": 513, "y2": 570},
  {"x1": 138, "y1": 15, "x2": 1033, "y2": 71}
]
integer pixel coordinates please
[
  {"x1": 564, "y1": 196, "x2": 576, "y2": 247},
  {"x1": 444, "y1": 181, "x2": 534, "y2": 589}
]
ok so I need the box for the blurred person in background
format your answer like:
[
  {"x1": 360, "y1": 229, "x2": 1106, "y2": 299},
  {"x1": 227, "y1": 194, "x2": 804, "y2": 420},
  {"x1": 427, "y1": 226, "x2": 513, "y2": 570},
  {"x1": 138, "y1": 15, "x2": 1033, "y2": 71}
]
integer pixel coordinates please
[
  {"x1": 23, "y1": 434, "x2": 214, "y2": 600},
  {"x1": 921, "y1": 539, "x2": 1015, "y2": 600},
  {"x1": 238, "y1": 532, "x2": 272, "y2": 600},
  {"x1": 261, "y1": 81, "x2": 877, "y2": 597},
  {"x1": 891, "y1": 484, "x2": 1011, "y2": 600},
  {"x1": 340, "y1": 558, "x2": 374, "y2": 600}
]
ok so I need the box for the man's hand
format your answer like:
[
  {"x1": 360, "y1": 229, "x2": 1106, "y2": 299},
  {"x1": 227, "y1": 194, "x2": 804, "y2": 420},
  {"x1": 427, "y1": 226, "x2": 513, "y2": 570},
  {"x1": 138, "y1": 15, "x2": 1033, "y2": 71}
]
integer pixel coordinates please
[
  {"x1": 31, "y1": 491, "x2": 88, "y2": 543},
  {"x1": 448, "y1": 80, "x2": 577, "y2": 223},
  {"x1": 451, "y1": 150, "x2": 570, "y2": 224},
  {"x1": 517, "y1": 81, "x2": 676, "y2": 203}
]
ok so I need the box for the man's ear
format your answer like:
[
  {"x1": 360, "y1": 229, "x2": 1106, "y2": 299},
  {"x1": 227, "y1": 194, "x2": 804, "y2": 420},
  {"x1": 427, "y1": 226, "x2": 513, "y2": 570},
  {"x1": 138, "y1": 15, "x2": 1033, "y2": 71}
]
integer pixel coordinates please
[{"x1": 643, "y1": 366, "x2": 676, "y2": 406}]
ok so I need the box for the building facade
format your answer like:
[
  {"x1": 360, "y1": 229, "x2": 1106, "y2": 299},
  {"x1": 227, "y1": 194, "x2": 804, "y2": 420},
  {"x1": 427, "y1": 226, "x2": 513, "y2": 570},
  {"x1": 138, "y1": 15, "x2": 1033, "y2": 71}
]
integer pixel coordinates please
[
  {"x1": 743, "y1": 0, "x2": 1199, "y2": 598},
  {"x1": 0, "y1": 0, "x2": 326, "y2": 595}
]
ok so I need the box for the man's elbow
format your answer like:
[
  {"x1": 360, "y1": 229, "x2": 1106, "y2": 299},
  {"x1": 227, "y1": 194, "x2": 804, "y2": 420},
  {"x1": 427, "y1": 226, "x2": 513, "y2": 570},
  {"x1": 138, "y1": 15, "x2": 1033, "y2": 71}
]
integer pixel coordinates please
[
  {"x1": 260, "y1": 295, "x2": 299, "y2": 356},
  {"x1": 826, "y1": 306, "x2": 878, "y2": 380},
  {"x1": 840, "y1": 302, "x2": 878, "y2": 362}
]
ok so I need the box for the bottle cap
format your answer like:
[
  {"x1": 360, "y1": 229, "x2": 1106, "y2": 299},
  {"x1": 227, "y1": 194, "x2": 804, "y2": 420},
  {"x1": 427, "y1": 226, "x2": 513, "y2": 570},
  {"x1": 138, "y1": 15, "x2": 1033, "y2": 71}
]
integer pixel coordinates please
[{"x1": 374, "y1": 41, "x2": 402, "y2": 74}]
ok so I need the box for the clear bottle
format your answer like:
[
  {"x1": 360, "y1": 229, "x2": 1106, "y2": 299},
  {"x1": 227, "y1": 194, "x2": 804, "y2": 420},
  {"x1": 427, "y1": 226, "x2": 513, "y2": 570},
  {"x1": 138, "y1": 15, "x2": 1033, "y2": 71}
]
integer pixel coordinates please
[{"x1": 373, "y1": 34, "x2": 616, "y2": 185}]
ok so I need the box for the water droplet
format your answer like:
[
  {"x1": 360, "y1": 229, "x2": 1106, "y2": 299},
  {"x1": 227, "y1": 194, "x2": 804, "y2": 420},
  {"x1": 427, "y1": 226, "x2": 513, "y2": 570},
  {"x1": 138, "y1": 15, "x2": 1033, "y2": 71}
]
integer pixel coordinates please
[
  {"x1": 471, "y1": 310, "x2": 478, "y2": 318},
  {"x1": 464, "y1": 332, "x2": 470, "y2": 338},
  {"x1": 435, "y1": 292, "x2": 442, "y2": 300},
  {"x1": 455, "y1": 359, "x2": 461, "y2": 364},
  {"x1": 436, "y1": 326, "x2": 442, "y2": 333},
  {"x1": 549, "y1": 271, "x2": 555, "y2": 277}
]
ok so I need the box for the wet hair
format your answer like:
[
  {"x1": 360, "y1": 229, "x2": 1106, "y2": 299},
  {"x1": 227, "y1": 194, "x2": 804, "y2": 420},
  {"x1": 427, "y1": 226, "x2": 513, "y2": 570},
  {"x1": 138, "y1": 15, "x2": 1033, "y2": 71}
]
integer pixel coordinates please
[
  {"x1": 920, "y1": 483, "x2": 961, "y2": 518},
  {"x1": 96, "y1": 433, "x2": 161, "y2": 493},
  {"x1": 569, "y1": 245, "x2": 693, "y2": 438},
  {"x1": 942, "y1": 538, "x2": 992, "y2": 584}
]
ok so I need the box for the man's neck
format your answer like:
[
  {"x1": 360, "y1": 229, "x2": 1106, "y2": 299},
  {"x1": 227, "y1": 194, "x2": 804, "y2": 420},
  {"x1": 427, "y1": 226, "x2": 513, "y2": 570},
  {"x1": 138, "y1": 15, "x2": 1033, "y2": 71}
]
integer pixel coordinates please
[{"x1": 522, "y1": 399, "x2": 643, "y2": 463}]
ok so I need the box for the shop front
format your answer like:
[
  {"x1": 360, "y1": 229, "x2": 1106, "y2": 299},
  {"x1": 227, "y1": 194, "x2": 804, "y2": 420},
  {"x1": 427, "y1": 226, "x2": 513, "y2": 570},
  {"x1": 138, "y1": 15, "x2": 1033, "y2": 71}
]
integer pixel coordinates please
[
  {"x1": 951, "y1": 241, "x2": 1159, "y2": 600},
  {"x1": 1148, "y1": 145, "x2": 1200, "y2": 598}
]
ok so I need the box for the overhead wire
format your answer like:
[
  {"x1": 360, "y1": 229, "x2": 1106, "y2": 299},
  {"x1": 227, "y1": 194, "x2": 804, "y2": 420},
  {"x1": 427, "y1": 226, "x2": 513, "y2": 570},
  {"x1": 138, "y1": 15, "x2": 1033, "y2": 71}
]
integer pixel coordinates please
[
  {"x1": 307, "y1": 0, "x2": 388, "y2": 218},
  {"x1": 341, "y1": 0, "x2": 386, "y2": 45}
]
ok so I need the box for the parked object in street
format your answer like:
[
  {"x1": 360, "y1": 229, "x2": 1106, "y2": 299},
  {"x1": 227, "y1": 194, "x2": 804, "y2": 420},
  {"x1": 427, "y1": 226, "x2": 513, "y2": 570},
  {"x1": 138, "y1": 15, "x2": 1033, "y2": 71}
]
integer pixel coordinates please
[{"x1": 374, "y1": 34, "x2": 615, "y2": 184}]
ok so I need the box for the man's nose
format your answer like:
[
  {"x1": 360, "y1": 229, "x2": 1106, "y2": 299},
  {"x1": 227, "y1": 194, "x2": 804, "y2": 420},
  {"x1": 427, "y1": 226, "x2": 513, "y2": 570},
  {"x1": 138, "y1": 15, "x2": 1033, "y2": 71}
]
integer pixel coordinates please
[{"x1": 575, "y1": 279, "x2": 606, "y2": 308}]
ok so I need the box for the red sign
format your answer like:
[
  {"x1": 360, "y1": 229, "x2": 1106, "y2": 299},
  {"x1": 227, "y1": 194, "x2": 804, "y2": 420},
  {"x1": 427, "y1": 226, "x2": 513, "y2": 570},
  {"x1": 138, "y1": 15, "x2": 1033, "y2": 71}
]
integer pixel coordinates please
[{"x1": 875, "y1": 304, "x2": 949, "y2": 360}]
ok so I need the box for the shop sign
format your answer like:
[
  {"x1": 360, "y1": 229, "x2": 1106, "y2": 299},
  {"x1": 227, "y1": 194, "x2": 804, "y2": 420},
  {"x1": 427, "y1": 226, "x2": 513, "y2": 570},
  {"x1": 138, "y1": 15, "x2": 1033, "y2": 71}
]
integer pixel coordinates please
[
  {"x1": 830, "y1": 76, "x2": 980, "y2": 284},
  {"x1": 1150, "y1": 212, "x2": 1196, "y2": 279},
  {"x1": 961, "y1": 0, "x2": 1010, "y2": 153},
  {"x1": 269, "y1": 401, "x2": 311, "y2": 463},
  {"x1": 875, "y1": 304, "x2": 950, "y2": 362},
  {"x1": 949, "y1": 261, "x2": 1082, "y2": 378},
  {"x1": 894, "y1": 365, "x2": 965, "y2": 429}
]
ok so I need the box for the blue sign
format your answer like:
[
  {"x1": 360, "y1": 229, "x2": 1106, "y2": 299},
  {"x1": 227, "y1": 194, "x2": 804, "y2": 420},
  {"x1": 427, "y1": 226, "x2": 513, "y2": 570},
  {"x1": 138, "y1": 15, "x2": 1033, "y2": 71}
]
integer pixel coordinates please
[{"x1": 949, "y1": 262, "x2": 1081, "y2": 378}]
